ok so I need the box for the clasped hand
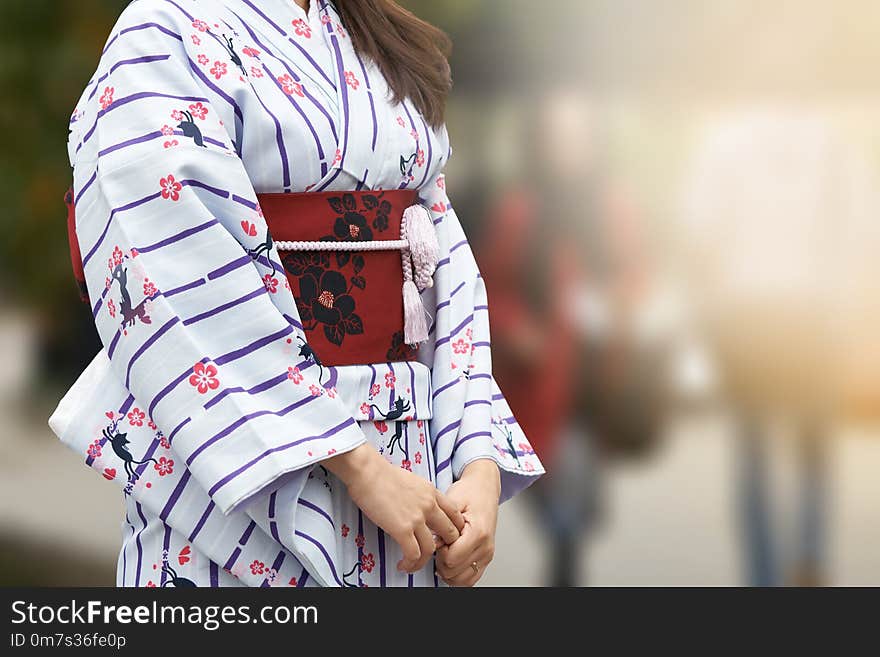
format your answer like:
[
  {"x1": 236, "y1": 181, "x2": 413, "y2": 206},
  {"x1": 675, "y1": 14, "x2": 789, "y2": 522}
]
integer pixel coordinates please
[{"x1": 326, "y1": 445, "x2": 501, "y2": 586}]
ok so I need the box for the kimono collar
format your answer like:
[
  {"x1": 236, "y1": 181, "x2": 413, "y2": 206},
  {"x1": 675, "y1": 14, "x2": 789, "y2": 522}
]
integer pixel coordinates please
[{"x1": 315, "y1": 0, "x2": 384, "y2": 188}]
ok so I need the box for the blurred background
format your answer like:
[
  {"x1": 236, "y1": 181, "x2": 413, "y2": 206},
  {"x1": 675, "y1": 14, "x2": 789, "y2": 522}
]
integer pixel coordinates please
[{"x1": 2, "y1": 0, "x2": 880, "y2": 586}]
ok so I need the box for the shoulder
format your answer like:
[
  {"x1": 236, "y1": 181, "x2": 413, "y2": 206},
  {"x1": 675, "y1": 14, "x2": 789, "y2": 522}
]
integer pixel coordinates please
[{"x1": 113, "y1": 0, "x2": 214, "y2": 31}]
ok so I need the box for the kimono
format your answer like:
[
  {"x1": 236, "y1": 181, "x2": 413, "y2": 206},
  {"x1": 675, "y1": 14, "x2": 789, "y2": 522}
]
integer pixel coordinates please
[{"x1": 50, "y1": 0, "x2": 543, "y2": 588}]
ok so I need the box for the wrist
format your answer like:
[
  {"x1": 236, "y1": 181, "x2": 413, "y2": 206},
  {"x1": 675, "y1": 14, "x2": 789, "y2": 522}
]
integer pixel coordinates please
[
  {"x1": 324, "y1": 442, "x2": 384, "y2": 487},
  {"x1": 460, "y1": 458, "x2": 501, "y2": 502}
]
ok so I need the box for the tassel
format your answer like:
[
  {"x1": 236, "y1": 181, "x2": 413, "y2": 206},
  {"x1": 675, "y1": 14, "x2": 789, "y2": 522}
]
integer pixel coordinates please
[
  {"x1": 403, "y1": 204, "x2": 440, "y2": 290},
  {"x1": 401, "y1": 203, "x2": 439, "y2": 347},
  {"x1": 403, "y1": 278, "x2": 429, "y2": 346}
]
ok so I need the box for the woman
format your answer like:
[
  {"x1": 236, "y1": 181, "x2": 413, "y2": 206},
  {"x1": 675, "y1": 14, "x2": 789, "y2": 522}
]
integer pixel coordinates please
[{"x1": 50, "y1": 0, "x2": 543, "y2": 588}]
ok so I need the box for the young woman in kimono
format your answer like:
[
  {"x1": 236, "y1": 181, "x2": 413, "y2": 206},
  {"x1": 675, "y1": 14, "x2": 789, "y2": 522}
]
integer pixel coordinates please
[{"x1": 51, "y1": 0, "x2": 543, "y2": 588}]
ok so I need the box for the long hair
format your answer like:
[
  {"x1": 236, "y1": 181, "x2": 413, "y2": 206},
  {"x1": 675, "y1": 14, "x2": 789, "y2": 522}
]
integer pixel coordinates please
[{"x1": 334, "y1": 0, "x2": 452, "y2": 129}]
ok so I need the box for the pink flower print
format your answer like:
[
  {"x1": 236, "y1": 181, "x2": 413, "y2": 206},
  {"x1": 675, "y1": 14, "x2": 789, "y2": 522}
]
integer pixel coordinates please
[
  {"x1": 143, "y1": 279, "x2": 157, "y2": 297},
  {"x1": 369, "y1": 383, "x2": 381, "y2": 397},
  {"x1": 161, "y1": 124, "x2": 175, "y2": 136},
  {"x1": 416, "y1": 150, "x2": 426, "y2": 167},
  {"x1": 112, "y1": 245, "x2": 124, "y2": 266},
  {"x1": 188, "y1": 102, "x2": 208, "y2": 120},
  {"x1": 452, "y1": 338, "x2": 469, "y2": 354},
  {"x1": 400, "y1": 459, "x2": 412, "y2": 471},
  {"x1": 277, "y1": 74, "x2": 304, "y2": 97},
  {"x1": 327, "y1": 448, "x2": 336, "y2": 455},
  {"x1": 288, "y1": 577, "x2": 298, "y2": 587},
  {"x1": 147, "y1": 581, "x2": 156, "y2": 587},
  {"x1": 87, "y1": 440, "x2": 102, "y2": 459},
  {"x1": 107, "y1": 298, "x2": 116, "y2": 318},
  {"x1": 465, "y1": 327, "x2": 473, "y2": 339},
  {"x1": 341, "y1": 524, "x2": 350, "y2": 538},
  {"x1": 374, "y1": 420, "x2": 388, "y2": 434},
  {"x1": 335, "y1": 23, "x2": 347, "y2": 38},
  {"x1": 250, "y1": 560, "x2": 266, "y2": 575},
  {"x1": 431, "y1": 201, "x2": 447, "y2": 213},
  {"x1": 355, "y1": 534, "x2": 365, "y2": 548},
  {"x1": 171, "y1": 109, "x2": 184, "y2": 121},
  {"x1": 250, "y1": 66, "x2": 263, "y2": 78},
  {"x1": 190, "y1": 34, "x2": 201, "y2": 45},
  {"x1": 359, "y1": 402, "x2": 371, "y2": 416},
  {"x1": 291, "y1": 18, "x2": 312, "y2": 38},
  {"x1": 127, "y1": 407, "x2": 146, "y2": 427},
  {"x1": 288, "y1": 366, "x2": 304, "y2": 384},
  {"x1": 410, "y1": 128, "x2": 419, "y2": 141},
  {"x1": 160, "y1": 174, "x2": 182, "y2": 201},
  {"x1": 396, "y1": 116, "x2": 406, "y2": 127},
  {"x1": 104, "y1": 276, "x2": 112, "y2": 290},
  {"x1": 148, "y1": 419, "x2": 156, "y2": 431},
  {"x1": 385, "y1": 372, "x2": 396, "y2": 388},
  {"x1": 210, "y1": 60, "x2": 227, "y2": 79},
  {"x1": 437, "y1": 176, "x2": 446, "y2": 190},
  {"x1": 197, "y1": 54, "x2": 209, "y2": 66},
  {"x1": 414, "y1": 452, "x2": 422, "y2": 464},
  {"x1": 309, "y1": 384, "x2": 323, "y2": 397},
  {"x1": 417, "y1": 420, "x2": 423, "y2": 428},
  {"x1": 264, "y1": 568, "x2": 278, "y2": 584},
  {"x1": 189, "y1": 361, "x2": 220, "y2": 394},
  {"x1": 263, "y1": 274, "x2": 278, "y2": 293},
  {"x1": 419, "y1": 434, "x2": 425, "y2": 445},
  {"x1": 344, "y1": 70, "x2": 359, "y2": 90},
  {"x1": 327, "y1": 386, "x2": 337, "y2": 398},
  {"x1": 99, "y1": 86, "x2": 114, "y2": 110},
  {"x1": 525, "y1": 461, "x2": 535, "y2": 472},
  {"x1": 159, "y1": 434, "x2": 171, "y2": 450},
  {"x1": 321, "y1": 14, "x2": 331, "y2": 25},
  {"x1": 242, "y1": 46, "x2": 260, "y2": 58},
  {"x1": 154, "y1": 456, "x2": 174, "y2": 476},
  {"x1": 361, "y1": 553, "x2": 375, "y2": 573},
  {"x1": 192, "y1": 19, "x2": 209, "y2": 32},
  {"x1": 332, "y1": 149, "x2": 342, "y2": 165}
]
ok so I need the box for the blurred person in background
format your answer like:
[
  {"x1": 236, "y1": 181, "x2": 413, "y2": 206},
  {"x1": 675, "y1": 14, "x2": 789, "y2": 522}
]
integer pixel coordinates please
[
  {"x1": 680, "y1": 107, "x2": 879, "y2": 586},
  {"x1": 478, "y1": 86, "x2": 665, "y2": 585}
]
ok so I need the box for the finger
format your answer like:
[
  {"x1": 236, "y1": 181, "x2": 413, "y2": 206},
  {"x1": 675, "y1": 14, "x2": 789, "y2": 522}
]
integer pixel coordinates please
[
  {"x1": 411, "y1": 524, "x2": 436, "y2": 572},
  {"x1": 443, "y1": 564, "x2": 481, "y2": 588},
  {"x1": 435, "y1": 492, "x2": 466, "y2": 532},
  {"x1": 426, "y1": 503, "x2": 461, "y2": 546},
  {"x1": 440, "y1": 522, "x2": 480, "y2": 574},
  {"x1": 439, "y1": 542, "x2": 493, "y2": 581},
  {"x1": 396, "y1": 532, "x2": 420, "y2": 572}
]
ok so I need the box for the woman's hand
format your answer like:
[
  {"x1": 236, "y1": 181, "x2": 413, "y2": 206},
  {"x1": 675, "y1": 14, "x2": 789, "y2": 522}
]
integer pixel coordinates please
[
  {"x1": 435, "y1": 458, "x2": 501, "y2": 586},
  {"x1": 325, "y1": 444, "x2": 466, "y2": 573}
]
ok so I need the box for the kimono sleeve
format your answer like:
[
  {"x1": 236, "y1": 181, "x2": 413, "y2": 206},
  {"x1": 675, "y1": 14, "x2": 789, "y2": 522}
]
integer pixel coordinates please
[
  {"x1": 68, "y1": 3, "x2": 368, "y2": 516},
  {"x1": 420, "y1": 170, "x2": 545, "y2": 503}
]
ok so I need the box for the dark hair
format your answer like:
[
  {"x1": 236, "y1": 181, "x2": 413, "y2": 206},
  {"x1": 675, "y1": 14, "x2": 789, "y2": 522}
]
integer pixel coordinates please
[{"x1": 334, "y1": 0, "x2": 452, "y2": 128}]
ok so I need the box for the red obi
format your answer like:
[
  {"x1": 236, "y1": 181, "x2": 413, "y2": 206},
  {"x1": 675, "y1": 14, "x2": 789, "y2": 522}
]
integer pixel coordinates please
[{"x1": 65, "y1": 187, "x2": 427, "y2": 367}]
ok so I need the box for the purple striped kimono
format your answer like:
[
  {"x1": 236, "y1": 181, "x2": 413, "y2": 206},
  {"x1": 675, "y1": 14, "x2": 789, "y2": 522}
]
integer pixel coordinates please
[{"x1": 49, "y1": 0, "x2": 543, "y2": 588}]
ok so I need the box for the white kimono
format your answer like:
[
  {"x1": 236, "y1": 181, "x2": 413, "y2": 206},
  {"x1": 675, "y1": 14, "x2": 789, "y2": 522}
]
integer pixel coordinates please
[{"x1": 50, "y1": 0, "x2": 543, "y2": 587}]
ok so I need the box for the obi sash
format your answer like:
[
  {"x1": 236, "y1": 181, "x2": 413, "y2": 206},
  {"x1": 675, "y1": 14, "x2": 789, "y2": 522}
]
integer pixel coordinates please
[{"x1": 65, "y1": 187, "x2": 438, "y2": 368}]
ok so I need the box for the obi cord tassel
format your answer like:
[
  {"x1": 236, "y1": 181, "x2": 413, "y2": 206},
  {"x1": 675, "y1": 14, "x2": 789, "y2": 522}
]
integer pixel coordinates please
[{"x1": 401, "y1": 203, "x2": 440, "y2": 346}]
